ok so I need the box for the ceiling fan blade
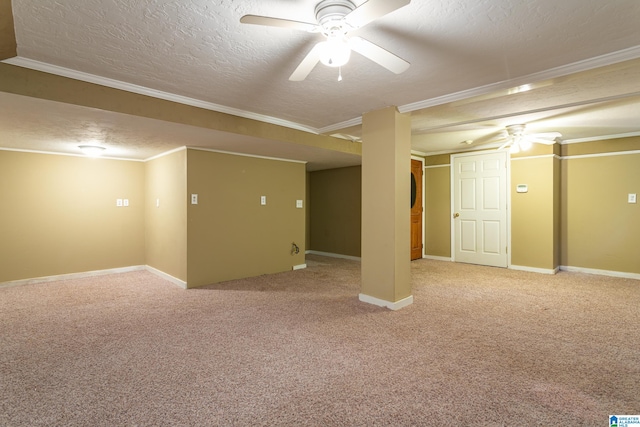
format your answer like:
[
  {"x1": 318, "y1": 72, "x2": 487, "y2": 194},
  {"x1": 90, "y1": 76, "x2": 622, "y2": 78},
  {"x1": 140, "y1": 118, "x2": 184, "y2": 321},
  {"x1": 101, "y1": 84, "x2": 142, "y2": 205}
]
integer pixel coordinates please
[
  {"x1": 289, "y1": 43, "x2": 322, "y2": 81},
  {"x1": 348, "y1": 37, "x2": 409, "y2": 74},
  {"x1": 240, "y1": 15, "x2": 317, "y2": 32},
  {"x1": 468, "y1": 130, "x2": 507, "y2": 146},
  {"x1": 497, "y1": 140, "x2": 512, "y2": 151},
  {"x1": 344, "y1": 0, "x2": 411, "y2": 29}
]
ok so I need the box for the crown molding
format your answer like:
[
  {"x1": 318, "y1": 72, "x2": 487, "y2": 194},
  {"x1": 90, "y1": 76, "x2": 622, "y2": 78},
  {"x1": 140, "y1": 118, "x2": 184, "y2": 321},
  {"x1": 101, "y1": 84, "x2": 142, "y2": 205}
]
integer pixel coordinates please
[
  {"x1": 317, "y1": 46, "x2": 640, "y2": 135},
  {"x1": 563, "y1": 131, "x2": 640, "y2": 144},
  {"x1": 3, "y1": 57, "x2": 321, "y2": 135},
  {"x1": 143, "y1": 146, "x2": 187, "y2": 162},
  {"x1": 398, "y1": 45, "x2": 640, "y2": 114},
  {"x1": 186, "y1": 146, "x2": 307, "y2": 165},
  {"x1": 5, "y1": 45, "x2": 640, "y2": 146},
  {"x1": 0, "y1": 146, "x2": 143, "y2": 161},
  {"x1": 319, "y1": 116, "x2": 363, "y2": 135}
]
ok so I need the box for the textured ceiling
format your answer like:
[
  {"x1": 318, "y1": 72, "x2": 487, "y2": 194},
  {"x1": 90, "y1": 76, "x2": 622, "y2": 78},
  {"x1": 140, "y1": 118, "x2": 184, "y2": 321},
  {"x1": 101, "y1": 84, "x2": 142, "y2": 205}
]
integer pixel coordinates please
[
  {"x1": 0, "y1": 92, "x2": 361, "y2": 171},
  {"x1": 2, "y1": 0, "x2": 640, "y2": 165}
]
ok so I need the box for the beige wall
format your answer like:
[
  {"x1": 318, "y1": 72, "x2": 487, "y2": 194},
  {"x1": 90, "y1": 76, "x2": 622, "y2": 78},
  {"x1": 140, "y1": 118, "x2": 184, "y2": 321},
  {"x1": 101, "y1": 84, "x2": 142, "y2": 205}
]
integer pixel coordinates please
[
  {"x1": 305, "y1": 171, "x2": 311, "y2": 252},
  {"x1": 308, "y1": 166, "x2": 361, "y2": 257},
  {"x1": 145, "y1": 149, "x2": 187, "y2": 282},
  {"x1": 1, "y1": 147, "x2": 307, "y2": 287},
  {"x1": 4, "y1": 135, "x2": 636, "y2": 286},
  {"x1": 561, "y1": 138, "x2": 640, "y2": 274},
  {"x1": 0, "y1": 0, "x2": 17, "y2": 60},
  {"x1": 185, "y1": 149, "x2": 306, "y2": 288},
  {"x1": 0, "y1": 150, "x2": 145, "y2": 282},
  {"x1": 510, "y1": 155, "x2": 559, "y2": 269},
  {"x1": 424, "y1": 164, "x2": 451, "y2": 258},
  {"x1": 423, "y1": 137, "x2": 639, "y2": 275}
]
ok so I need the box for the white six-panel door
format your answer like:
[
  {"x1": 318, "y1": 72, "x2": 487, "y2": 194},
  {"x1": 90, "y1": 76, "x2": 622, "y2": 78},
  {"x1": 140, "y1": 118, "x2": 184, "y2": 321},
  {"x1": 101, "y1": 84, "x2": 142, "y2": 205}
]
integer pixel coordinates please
[{"x1": 452, "y1": 151, "x2": 508, "y2": 268}]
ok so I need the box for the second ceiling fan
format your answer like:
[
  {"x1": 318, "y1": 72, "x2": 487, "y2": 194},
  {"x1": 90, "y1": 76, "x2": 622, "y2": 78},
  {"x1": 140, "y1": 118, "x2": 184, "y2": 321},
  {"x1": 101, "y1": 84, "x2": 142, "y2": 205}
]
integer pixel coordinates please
[
  {"x1": 465, "y1": 124, "x2": 562, "y2": 153},
  {"x1": 240, "y1": 0, "x2": 411, "y2": 81}
]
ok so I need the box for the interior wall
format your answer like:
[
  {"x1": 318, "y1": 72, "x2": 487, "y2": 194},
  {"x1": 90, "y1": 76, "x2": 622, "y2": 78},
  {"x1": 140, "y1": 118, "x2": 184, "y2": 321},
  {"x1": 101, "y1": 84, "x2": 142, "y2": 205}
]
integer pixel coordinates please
[
  {"x1": 144, "y1": 149, "x2": 187, "y2": 282},
  {"x1": 424, "y1": 155, "x2": 451, "y2": 258},
  {"x1": 185, "y1": 149, "x2": 306, "y2": 288},
  {"x1": 305, "y1": 171, "x2": 311, "y2": 252},
  {"x1": 423, "y1": 137, "x2": 639, "y2": 275},
  {"x1": 0, "y1": 0, "x2": 17, "y2": 60},
  {"x1": 308, "y1": 166, "x2": 361, "y2": 257},
  {"x1": 561, "y1": 137, "x2": 640, "y2": 274},
  {"x1": 510, "y1": 154, "x2": 558, "y2": 270},
  {"x1": 0, "y1": 150, "x2": 145, "y2": 283}
]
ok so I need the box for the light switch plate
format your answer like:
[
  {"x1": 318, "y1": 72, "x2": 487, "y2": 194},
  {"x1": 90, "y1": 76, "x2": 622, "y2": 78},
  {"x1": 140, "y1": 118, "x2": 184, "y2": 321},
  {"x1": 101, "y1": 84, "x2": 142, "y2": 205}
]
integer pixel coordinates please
[
  {"x1": 629, "y1": 193, "x2": 637, "y2": 204},
  {"x1": 296, "y1": 200, "x2": 303, "y2": 208}
]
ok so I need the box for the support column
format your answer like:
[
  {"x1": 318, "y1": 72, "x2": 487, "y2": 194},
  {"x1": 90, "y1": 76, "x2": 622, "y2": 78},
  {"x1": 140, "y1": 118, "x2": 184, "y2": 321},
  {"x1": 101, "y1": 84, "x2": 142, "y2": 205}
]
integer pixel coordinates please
[{"x1": 360, "y1": 106, "x2": 413, "y2": 310}]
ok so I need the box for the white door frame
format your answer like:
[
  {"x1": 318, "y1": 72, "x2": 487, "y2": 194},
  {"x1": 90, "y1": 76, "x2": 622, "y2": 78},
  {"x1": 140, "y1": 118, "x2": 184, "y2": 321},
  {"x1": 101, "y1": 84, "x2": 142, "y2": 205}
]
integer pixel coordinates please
[
  {"x1": 411, "y1": 155, "x2": 426, "y2": 258},
  {"x1": 450, "y1": 150, "x2": 511, "y2": 267}
]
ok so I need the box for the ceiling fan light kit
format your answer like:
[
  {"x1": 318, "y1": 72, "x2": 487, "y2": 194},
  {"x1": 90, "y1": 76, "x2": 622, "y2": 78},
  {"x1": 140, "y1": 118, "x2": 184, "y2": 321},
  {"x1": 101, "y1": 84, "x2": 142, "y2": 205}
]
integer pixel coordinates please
[
  {"x1": 500, "y1": 124, "x2": 561, "y2": 152},
  {"x1": 240, "y1": 0, "x2": 411, "y2": 81},
  {"x1": 318, "y1": 37, "x2": 351, "y2": 67}
]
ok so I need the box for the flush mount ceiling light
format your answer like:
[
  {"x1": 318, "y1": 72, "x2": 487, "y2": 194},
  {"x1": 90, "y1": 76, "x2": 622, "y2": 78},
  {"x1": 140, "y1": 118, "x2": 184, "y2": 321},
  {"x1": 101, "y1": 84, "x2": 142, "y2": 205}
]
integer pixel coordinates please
[{"x1": 78, "y1": 145, "x2": 106, "y2": 157}]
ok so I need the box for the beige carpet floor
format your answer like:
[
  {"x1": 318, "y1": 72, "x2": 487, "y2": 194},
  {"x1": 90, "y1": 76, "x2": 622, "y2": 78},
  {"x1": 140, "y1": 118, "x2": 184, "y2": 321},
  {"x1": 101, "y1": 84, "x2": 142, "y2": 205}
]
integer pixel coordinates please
[{"x1": 1, "y1": 255, "x2": 639, "y2": 426}]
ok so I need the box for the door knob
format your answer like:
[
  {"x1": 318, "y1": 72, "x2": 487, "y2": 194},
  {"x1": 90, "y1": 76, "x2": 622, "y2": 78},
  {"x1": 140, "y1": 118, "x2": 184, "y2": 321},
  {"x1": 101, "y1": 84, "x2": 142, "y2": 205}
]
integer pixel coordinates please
[{"x1": 453, "y1": 212, "x2": 460, "y2": 218}]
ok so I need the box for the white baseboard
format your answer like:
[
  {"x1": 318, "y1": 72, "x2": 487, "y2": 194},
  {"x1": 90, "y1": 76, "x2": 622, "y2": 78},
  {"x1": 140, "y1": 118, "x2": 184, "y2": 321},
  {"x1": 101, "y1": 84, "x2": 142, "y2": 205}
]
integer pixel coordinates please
[
  {"x1": 292, "y1": 264, "x2": 307, "y2": 270},
  {"x1": 559, "y1": 265, "x2": 640, "y2": 280},
  {"x1": 306, "y1": 250, "x2": 361, "y2": 262},
  {"x1": 359, "y1": 293, "x2": 414, "y2": 311},
  {"x1": 145, "y1": 265, "x2": 187, "y2": 289},
  {"x1": 422, "y1": 255, "x2": 453, "y2": 262},
  {"x1": 0, "y1": 265, "x2": 146, "y2": 289},
  {"x1": 509, "y1": 265, "x2": 559, "y2": 275}
]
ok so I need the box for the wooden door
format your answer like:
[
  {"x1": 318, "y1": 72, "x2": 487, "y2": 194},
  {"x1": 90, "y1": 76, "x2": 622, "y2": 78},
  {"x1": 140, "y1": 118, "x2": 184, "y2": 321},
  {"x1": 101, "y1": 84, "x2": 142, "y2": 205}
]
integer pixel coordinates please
[
  {"x1": 411, "y1": 159, "x2": 423, "y2": 260},
  {"x1": 452, "y1": 151, "x2": 507, "y2": 267}
]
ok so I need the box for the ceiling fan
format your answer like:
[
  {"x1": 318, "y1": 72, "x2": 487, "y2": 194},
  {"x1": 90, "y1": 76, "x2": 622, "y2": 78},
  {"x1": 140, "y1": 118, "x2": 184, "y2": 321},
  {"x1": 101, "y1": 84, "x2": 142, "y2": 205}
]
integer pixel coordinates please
[
  {"x1": 240, "y1": 0, "x2": 411, "y2": 81},
  {"x1": 466, "y1": 124, "x2": 562, "y2": 153}
]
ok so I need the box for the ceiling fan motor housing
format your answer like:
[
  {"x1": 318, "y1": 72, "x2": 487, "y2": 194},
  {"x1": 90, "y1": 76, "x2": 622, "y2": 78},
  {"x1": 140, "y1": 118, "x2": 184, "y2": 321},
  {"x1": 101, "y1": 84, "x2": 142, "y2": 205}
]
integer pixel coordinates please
[
  {"x1": 315, "y1": 0, "x2": 355, "y2": 35},
  {"x1": 506, "y1": 124, "x2": 526, "y2": 136}
]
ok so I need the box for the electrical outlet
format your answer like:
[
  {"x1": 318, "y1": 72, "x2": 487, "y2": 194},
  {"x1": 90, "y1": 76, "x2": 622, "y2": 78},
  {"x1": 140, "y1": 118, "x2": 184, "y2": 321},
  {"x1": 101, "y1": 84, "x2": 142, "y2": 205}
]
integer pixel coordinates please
[
  {"x1": 123, "y1": 199, "x2": 129, "y2": 207},
  {"x1": 296, "y1": 200, "x2": 303, "y2": 208},
  {"x1": 191, "y1": 194, "x2": 198, "y2": 205},
  {"x1": 261, "y1": 196, "x2": 266, "y2": 205},
  {"x1": 629, "y1": 193, "x2": 637, "y2": 204},
  {"x1": 116, "y1": 199, "x2": 123, "y2": 207}
]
